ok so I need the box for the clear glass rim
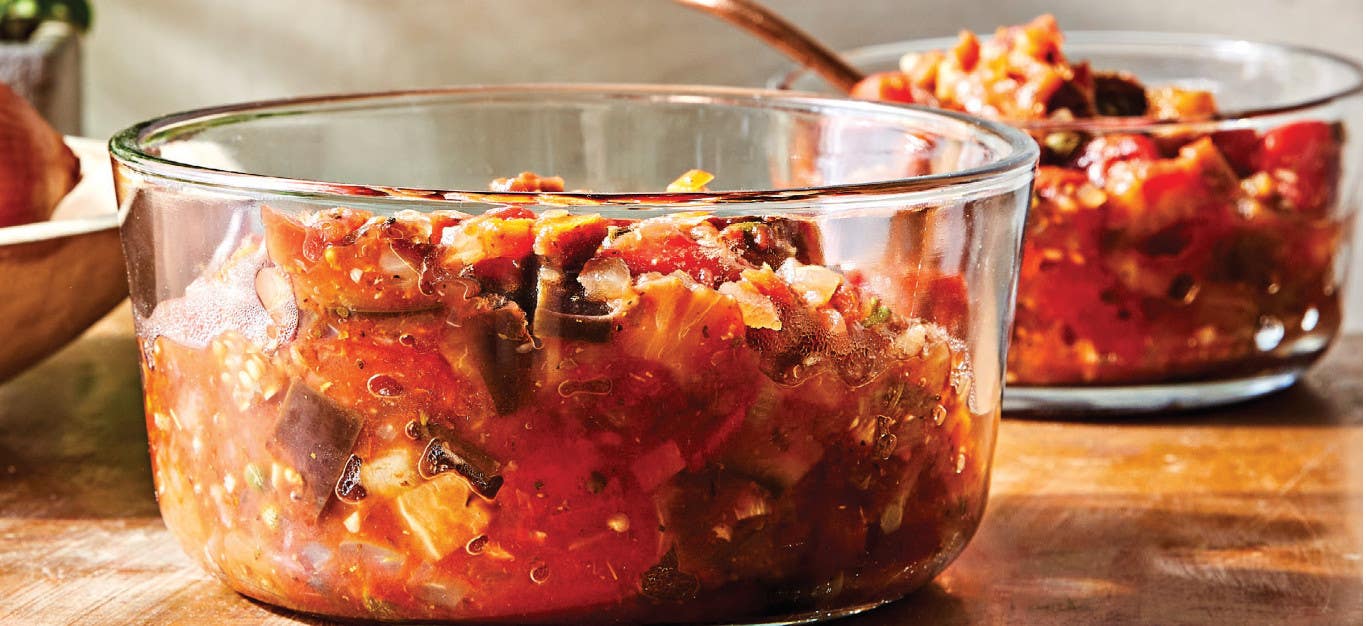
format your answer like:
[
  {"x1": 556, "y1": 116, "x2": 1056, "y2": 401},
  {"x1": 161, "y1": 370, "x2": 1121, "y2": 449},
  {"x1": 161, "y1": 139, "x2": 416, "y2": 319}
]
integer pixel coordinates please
[
  {"x1": 108, "y1": 83, "x2": 1039, "y2": 209},
  {"x1": 771, "y1": 31, "x2": 1365, "y2": 133}
]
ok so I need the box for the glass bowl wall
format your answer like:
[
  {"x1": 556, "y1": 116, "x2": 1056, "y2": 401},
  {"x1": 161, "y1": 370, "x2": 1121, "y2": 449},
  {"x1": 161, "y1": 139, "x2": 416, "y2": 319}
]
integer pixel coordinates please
[
  {"x1": 112, "y1": 85, "x2": 1036, "y2": 623},
  {"x1": 778, "y1": 34, "x2": 1364, "y2": 413}
]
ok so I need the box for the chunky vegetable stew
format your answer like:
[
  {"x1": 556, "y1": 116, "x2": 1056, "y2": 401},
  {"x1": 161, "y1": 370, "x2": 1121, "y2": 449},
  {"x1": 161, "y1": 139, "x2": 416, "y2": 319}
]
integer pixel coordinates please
[
  {"x1": 852, "y1": 16, "x2": 1347, "y2": 385},
  {"x1": 138, "y1": 172, "x2": 988, "y2": 622}
]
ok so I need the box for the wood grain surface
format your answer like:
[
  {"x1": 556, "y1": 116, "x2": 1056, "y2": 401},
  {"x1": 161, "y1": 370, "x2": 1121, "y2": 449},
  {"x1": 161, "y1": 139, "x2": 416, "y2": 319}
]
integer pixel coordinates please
[{"x1": 0, "y1": 305, "x2": 1360, "y2": 625}]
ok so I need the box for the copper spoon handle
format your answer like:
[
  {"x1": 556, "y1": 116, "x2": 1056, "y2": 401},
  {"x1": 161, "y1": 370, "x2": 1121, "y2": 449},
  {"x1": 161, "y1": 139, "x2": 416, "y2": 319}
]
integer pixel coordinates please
[{"x1": 673, "y1": 0, "x2": 865, "y2": 92}]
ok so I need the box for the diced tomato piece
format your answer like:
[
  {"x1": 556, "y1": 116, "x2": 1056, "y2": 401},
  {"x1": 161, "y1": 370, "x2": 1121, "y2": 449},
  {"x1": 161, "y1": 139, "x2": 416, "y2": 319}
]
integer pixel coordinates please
[
  {"x1": 850, "y1": 71, "x2": 916, "y2": 103},
  {"x1": 442, "y1": 210, "x2": 535, "y2": 265},
  {"x1": 1073, "y1": 133, "x2": 1159, "y2": 185},
  {"x1": 1147, "y1": 86, "x2": 1218, "y2": 119},
  {"x1": 262, "y1": 207, "x2": 439, "y2": 313},
  {"x1": 486, "y1": 206, "x2": 537, "y2": 220},
  {"x1": 1103, "y1": 137, "x2": 1237, "y2": 236},
  {"x1": 1254, "y1": 121, "x2": 1341, "y2": 216},
  {"x1": 1208, "y1": 129, "x2": 1260, "y2": 176},
  {"x1": 632, "y1": 440, "x2": 686, "y2": 492},
  {"x1": 532, "y1": 214, "x2": 609, "y2": 269},
  {"x1": 907, "y1": 274, "x2": 970, "y2": 338},
  {"x1": 602, "y1": 220, "x2": 743, "y2": 286}
]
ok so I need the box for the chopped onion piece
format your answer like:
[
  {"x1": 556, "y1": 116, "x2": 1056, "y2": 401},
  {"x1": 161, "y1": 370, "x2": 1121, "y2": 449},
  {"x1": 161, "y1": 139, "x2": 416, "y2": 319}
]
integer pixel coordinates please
[
  {"x1": 666, "y1": 169, "x2": 715, "y2": 193},
  {"x1": 395, "y1": 473, "x2": 491, "y2": 562},
  {"x1": 378, "y1": 244, "x2": 417, "y2": 274},
  {"x1": 254, "y1": 266, "x2": 298, "y2": 342},
  {"x1": 777, "y1": 258, "x2": 843, "y2": 307},
  {"x1": 578, "y1": 257, "x2": 634, "y2": 302},
  {"x1": 359, "y1": 448, "x2": 419, "y2": 499},
  {"x1": 719, "y1": 280, "x2": 782, "y2": 330},
  {"x1": 895, "y1": 322, "x2": 930, "y2": 358}
]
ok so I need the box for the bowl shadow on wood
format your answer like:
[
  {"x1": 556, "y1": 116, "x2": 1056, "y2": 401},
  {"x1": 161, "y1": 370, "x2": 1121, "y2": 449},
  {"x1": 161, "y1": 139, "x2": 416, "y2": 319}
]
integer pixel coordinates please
[
  {"x1": 0, "y1": 328, "x2": 153, "y2": 520},
  {"x1": 841, "y1": 492, "x2": 1362, "y2": 625}
]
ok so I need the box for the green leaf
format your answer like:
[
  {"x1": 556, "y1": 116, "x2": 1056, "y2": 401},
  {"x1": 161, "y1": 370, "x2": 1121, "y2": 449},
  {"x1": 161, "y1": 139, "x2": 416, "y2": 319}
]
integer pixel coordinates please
[
  {"x1": 18, "y1": 0, "x2": 91, "y2": 32},
  {"x1": 864, "y1": 299, "x2": 892, "y2": 326},
  {"x1": 54, "y1": 0, "x2": 90, "y2": 31},
  {"x1": 9, "y1": 0, "x2": 37, "y2": 20}
]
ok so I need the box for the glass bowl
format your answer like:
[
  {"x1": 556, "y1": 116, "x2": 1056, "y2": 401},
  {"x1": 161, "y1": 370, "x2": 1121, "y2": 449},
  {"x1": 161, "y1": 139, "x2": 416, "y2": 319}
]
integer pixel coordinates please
[
  {"x1": 110, "y1": 85, "x2": 1036, "y2": 623},
  {"x1": 776, "y1": 32, "x2": 1363, "y2": 413}
]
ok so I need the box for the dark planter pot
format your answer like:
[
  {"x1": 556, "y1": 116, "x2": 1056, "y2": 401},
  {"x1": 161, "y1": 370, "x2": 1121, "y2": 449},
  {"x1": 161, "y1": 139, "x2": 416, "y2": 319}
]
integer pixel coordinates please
[{"x1": 0, "y1": 21, "x2": 80, "y2": 135}]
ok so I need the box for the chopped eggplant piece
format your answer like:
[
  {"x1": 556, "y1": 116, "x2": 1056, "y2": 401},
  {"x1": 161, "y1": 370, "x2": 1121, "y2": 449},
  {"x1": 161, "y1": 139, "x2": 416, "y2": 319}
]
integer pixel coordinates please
[
  {"x1": 267, "y1": 383, "x2": 363, "y2": 516},
  {"x1": 451, "y1": 255, "x2": 539, "y2": 320},
  {"x1": 532, "y1": 267, "x2": 616, "y2": 343},
  {"x1": 483, "y1": 304, "x2": 535, "y2": 413},
  {"x1": 1094, "y1": 71, "x2": 1149, "y2": 117},
  {"x1": 1041, "y1": 131, "x2": 1086, "y2": 164},
  {"x1": 525, "y1": 214, "x2": 620, "y2": 342},
  {"x1": 712, "y1": 216, "x2": 826, "y2": 268},
  {"x1": 1046, "y1": 76, "x2": 1094, "y2": 117},
  {"x1": 441, "y1": 302, "x2": 535, "y2": 415},
  {"x1": 532, "y1": 305, "x2": 615, "y2": 343},
  {"x1": 722, "y1": 384, "x2": 825, "y2": 490},
  {"x1": 654, "y1": 472, "x2": 804, "y2": 586},
  {"x1": 639, "y1": 548, "x2": 699, "y2": 602},
  {"x1": 418, "y1": 433, "x2": 504, "y2": 500},
  {"x1": 533, "y1": 214, "x2": 610, "y2": 273}
]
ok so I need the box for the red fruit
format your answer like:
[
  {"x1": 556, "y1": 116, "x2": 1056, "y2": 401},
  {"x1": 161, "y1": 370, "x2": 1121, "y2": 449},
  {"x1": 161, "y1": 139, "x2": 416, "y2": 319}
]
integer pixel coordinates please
[{"x1": 0, "y1": 82, "x2": 79, "y2": 228}]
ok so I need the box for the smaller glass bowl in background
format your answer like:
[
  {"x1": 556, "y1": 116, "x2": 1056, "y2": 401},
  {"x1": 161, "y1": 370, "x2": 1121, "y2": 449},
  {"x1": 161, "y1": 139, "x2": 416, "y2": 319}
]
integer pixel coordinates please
[
  {"x1": 111, "y1": 85, "x2": 1036, "y2": 623},
  {"x1": 777, "y1": 32, "x2": 1364, "y2": 413}
]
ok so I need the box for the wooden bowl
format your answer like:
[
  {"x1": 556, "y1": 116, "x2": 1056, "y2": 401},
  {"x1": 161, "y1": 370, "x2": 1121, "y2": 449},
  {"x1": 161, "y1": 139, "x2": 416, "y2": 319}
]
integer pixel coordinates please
[{"x1": 0, "y1": 137, "x2": 126, "y2": 382}]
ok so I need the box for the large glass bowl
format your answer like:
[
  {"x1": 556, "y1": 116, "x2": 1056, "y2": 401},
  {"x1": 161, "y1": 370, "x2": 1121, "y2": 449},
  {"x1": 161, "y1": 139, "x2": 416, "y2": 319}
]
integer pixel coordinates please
[
  {"x1": 777, "y1": 33, "x2": 1363, "y2": 413},
  {"x1": 110, "y1": 85, "x2": 1036, "y2": 623}
]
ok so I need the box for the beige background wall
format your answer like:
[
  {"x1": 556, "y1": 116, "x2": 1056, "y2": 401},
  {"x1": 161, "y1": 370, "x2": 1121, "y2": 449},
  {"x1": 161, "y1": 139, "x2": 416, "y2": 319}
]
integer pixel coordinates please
[
  {"x1": 82, "y1": 0, "x2": 1363, "y2": 327},
  {"x1": 84, "y1": 0, "x2": 1363, "y2": 135}
]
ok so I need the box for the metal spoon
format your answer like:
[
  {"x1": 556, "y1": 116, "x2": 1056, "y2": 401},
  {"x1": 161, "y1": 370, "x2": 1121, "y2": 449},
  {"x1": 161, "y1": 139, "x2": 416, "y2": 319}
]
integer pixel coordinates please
[{"x1": 673, "y1": 0, "x2": 864, "y2": 92}]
